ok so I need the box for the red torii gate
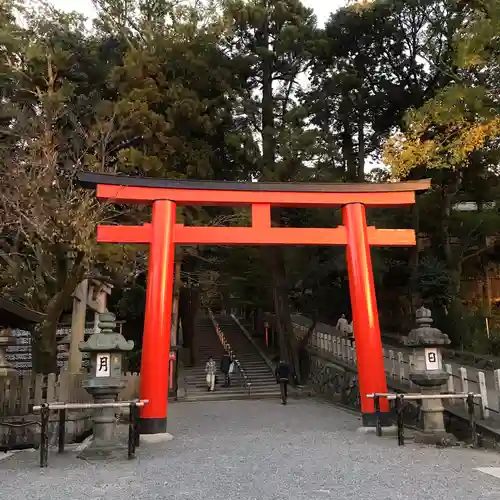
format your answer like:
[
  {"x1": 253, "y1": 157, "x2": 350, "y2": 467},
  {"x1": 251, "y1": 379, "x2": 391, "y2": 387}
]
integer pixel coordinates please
[{"x1": 79, "y1": 173, "x2": 430, "y2": 434}]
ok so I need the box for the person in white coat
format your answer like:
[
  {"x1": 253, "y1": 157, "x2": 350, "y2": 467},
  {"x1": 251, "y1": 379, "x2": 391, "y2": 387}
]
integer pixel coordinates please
[
  {"x1": 336, "y1": 313, "x2": 349, "y2": 334},
  {"x1": 205, "y1": 356, "x2": 216, "y2": 392}
]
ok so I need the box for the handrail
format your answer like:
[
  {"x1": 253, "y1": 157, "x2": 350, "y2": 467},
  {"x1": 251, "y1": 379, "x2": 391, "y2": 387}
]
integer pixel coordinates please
[
  {"x1": 207, "y1": 309, "x2": 252, "y2": 394},
  {"x1": 230, "y1": 313, "x2": 276, "y2": 373},
  {"x1": 367, "y1": 392, "x2": 482, "y2": 447},
  {"x1": 34, "y1": 399, "x2": 148, "y2": 467}
]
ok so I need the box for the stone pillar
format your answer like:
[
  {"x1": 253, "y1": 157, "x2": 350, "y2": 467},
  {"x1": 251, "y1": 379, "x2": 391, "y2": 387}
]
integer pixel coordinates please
[
  {"x1": 88, "y1": 280, "x2": 112, "y2": 335},
  {"x1": 0, "y1": 328, "x2": 16, "y2": 377},
  {"x1": 68, "y1": 279, "x2": 89, "y2": 373},
  {"x1": 78, "y1": 312, "x2": 134, "y2": 459},
  {"x1": 404, "y1": 306, "x2": 456, "y2": 445}
]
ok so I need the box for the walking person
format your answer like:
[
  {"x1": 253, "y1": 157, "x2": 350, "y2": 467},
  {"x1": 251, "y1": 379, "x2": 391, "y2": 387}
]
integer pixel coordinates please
[
  {"x1": 220, "y1": 350, "x2": 232, "y2": 387},
  {"x1": 228, "y1": 358, "x2": 235, "y2": 385},
  {"x1": 205, "y1": 356, "x2": 216, "y2": 392},
  {"x1": 275, "y1": 359, "x2": 290, "y2": 405}
]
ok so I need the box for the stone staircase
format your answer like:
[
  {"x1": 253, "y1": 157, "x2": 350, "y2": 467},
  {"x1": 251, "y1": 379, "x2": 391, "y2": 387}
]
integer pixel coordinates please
[
  {"x1": 183, "y1": 315, "x2": 280, "y2": 401},
  {"x1": 214, "y1": 315, "x2": 280, "y2": 399}
]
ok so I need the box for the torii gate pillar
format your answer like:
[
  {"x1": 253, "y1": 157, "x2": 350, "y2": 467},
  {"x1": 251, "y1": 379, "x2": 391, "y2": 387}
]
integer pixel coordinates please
[
  {"x1": 139, "y1": 200, "x2": 176, "y2": 434},
  {"x1": 343, "y1": 203, "x2": 387, "y2": 427}
]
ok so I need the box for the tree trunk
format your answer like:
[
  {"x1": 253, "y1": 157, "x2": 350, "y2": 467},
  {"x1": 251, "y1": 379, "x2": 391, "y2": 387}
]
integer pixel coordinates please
[
  {"x1": 409, "y1": 201, "x2": 421, "y2": 311},
  {"x1": 357, "y1": 105, "x2": 365, "y2": 182},
  {"x1": 440, "y1": 173, "x2": 461, "y2": 278},
  {"x1": 171, "y1": 258, "x2": 182, "y2": 346},
  {"x1": 269, "y1": 246, "x2": 301, "y2": 383},
  {"x1": 258, "y1": 12, "x2": 300, "y2": 382},
  {"x1": 31, "y1": 315, "x2": 59, "y2": 374},
  {"x1": 261, "y1": 11, "x2": 275, "y2": 176},
  {"x1": 31, "y1": 253, "x2": 86, "y2": 374},
  {"x1": 179, "y1": 286, "x2": 200, "y2": 365},
  {"x1": 340, "y1": 93, "x2": 357, "y2": 182},
  {"x1": 437, "y1": 173, "x2": 469, "y2": 347}
]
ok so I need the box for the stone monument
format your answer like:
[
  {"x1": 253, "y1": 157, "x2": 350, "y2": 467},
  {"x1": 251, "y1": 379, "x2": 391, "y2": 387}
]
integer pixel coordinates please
[
  {"x1": 0, "y1": 328, "x2": 16, "y2": 377},
  {"x1": 404, "y1": 306, "x2": 456, "y2": 445},
  {"x1": 78, "y1": 311, "x2": 134, "y2": 459}
]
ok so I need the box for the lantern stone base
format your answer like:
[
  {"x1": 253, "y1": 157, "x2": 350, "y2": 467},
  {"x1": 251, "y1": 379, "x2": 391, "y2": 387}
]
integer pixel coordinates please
[
  {"x1": 80, "y1": 382, "x2": 125, "y2": 459},
  {"x1": 414, "y1": 430, "x2": 458, "y2": 447},
  {"x1": 410, "y1": 371, "x2": 450, "y2": 387}
]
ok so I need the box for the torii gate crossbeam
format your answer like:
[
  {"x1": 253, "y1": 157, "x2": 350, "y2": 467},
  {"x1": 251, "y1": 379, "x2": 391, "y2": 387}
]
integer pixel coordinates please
[{"x1": 79, "y1": 173, "x2": 430, "y2": 435}]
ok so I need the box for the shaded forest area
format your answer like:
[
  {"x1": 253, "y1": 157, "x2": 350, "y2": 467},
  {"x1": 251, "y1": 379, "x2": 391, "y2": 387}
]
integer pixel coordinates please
[{"x1": 2, "y1": 0, "x2": 500, "y2": 377}]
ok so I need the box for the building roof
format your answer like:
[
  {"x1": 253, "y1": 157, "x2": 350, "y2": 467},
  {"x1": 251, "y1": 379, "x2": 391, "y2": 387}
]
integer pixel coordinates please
[{"x1": 0, "y1": 298, "x2": 45, "y2": 329}]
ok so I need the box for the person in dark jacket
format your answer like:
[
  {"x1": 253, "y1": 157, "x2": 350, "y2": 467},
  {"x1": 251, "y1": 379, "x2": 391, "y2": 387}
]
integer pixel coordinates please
[
  {"x1": 220, "y1": 351, "x2": 232, "y2": 387},
  {"x1": 275, "y1": 360, "x2": 290, "y2": 405}
]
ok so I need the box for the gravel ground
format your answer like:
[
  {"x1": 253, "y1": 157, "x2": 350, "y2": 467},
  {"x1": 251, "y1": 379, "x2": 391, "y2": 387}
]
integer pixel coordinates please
[{"x1": 2, "y1": 398, "x2": 500, "y2": 500}]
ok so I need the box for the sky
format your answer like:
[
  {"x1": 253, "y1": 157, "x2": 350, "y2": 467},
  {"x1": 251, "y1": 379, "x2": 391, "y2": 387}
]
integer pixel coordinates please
[{"x1": 47, "y1": 0, "x2": 348, "y2": 26}]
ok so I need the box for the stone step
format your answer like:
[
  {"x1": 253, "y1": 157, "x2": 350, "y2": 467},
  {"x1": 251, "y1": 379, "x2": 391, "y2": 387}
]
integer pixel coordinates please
[
  {"x1": 184, "y1": 370, "x2": 272, "y2": 377},
  {"x1": 184, "y1": 369, "x2": 273, "y2": 377},
  {"x1": 185, "y1": 378, "x2": 276, "y2": 386},
  {"x1": 183, "y1": 369, "x2": 267, "y2": 376},
  {"x1": 186, "y1": 386, "x2": 280, "y2": 394},
  {"x1": 185, "y1": 316, "x2": 276, "y2": 399},
  {"x1": 187, "y1": 384, "x2": 278, "y2": 393},
  {"x1": 185, "y1": 365, "x2": 269, "y2": 369},
  {"x1": 183, "y1": 391, "x2": 280, "y2": 402},
  {"x1": 186, "y1": 383, "x2": 278, "y2": 390}
]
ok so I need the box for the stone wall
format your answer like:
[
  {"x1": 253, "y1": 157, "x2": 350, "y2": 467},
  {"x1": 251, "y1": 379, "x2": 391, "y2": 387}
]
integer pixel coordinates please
[
  {"x1": 0, "y1": 411, "x2": 92, "y2": 451},
  {"x1": 304, "y1": 349, "x2": 360, "y2": 410}
]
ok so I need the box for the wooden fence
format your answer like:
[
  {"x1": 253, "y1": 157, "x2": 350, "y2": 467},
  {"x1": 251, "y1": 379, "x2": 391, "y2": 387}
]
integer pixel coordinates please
[{"x1": 0, "y1": 371, "x2": 140, "y2": 418}]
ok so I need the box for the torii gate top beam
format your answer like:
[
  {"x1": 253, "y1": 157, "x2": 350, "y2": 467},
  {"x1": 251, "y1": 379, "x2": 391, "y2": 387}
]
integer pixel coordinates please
[{"x1": 78, "y1": 173, "x2": 431, "y2": 208}]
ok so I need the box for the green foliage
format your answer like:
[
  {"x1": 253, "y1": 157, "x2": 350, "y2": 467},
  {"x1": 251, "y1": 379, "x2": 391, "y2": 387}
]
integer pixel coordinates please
[
  {"x1": 413, "y1": 257, "x2": 454, "y2": 307},
  {"x1": 3, "y1": 0, "x2": 500, "y2": 364}
]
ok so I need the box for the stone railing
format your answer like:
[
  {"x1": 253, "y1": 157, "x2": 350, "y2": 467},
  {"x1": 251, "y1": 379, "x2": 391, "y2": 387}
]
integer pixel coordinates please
[{"x1": 291, "y1": 315, "x2": 498, "y2": 421}]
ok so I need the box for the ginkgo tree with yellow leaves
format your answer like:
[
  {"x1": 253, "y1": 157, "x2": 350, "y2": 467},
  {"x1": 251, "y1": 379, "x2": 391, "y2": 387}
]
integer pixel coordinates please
[
  {"x1": 383, "y1": 0, "x2": 500, "y2": 175},
  {"x1": 383, "y1": 0, "x2": 500, "y2": 344},
  {"x1": 383, "y1": 86, "x2": 500, "y2": 178}
]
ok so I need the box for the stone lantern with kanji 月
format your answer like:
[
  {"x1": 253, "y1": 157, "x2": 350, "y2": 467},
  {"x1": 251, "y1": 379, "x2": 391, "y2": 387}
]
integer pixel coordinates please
[
  {"x1": 78, "y1": 311, "x2": 134, "y2": 458},
  {"x1": 404, "y1": 306, "x2": 456, "y2": 445}
]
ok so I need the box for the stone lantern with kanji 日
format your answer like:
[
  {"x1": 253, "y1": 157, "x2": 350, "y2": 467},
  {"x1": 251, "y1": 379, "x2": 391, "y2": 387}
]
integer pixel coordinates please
[{"x1": 404, "y1": 306, "x2": 456, "y2": 445}]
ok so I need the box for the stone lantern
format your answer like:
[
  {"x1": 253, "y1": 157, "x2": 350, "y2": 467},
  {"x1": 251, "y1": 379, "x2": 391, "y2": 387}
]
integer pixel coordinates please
[
  {"x1": 404, "y1": 306, "x2": 455, "y2": 444},
  {"x1": 0, "y1": 327, "x2": 16, "y2": 376},
  {"x1": 78, "y1": 312, "x2": 134, "y2": 458}
]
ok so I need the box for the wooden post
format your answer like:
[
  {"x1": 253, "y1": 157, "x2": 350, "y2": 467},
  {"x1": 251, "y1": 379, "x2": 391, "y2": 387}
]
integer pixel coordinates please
[
  {"x1": 171, "y1": 256, "x2": 182, "y2": 347},
  {"x1": 477, "y1": 371, "x2": 489, "y2": 419},
  {"x1": 459, "y1": 367, "x2": 468, "y2": 410},
  {"x1": 67, "y1": 279, "x2": 89, "y2": 373},
  {"x1": 445, "y1": 364, "x2": 454, "y2": 394},
  {"x1": 389, "y1": 350, "x2": 396, "y2": 379},
  {"x1": 495, "y1": 369, "x2": 500, "y2": 414},
  {"x1": 397, "y1": 352, "x2": 405, "y2": 383}
]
